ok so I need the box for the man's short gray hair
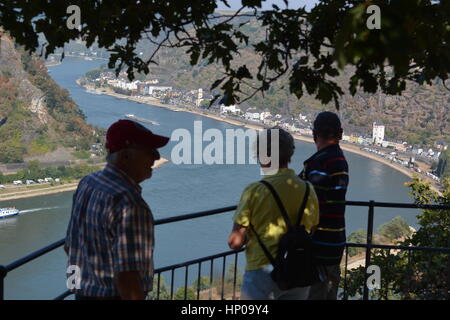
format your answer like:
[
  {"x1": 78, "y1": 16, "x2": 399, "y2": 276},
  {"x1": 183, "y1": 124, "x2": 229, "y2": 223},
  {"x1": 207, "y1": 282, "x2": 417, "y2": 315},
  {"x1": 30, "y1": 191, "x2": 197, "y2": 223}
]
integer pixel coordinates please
[
  {"x1": 106, "y1": 150, "x2": 121, "y2": 164},
  {"x1": 256, "y1": 127, "x2": 295, "y2": 165}
]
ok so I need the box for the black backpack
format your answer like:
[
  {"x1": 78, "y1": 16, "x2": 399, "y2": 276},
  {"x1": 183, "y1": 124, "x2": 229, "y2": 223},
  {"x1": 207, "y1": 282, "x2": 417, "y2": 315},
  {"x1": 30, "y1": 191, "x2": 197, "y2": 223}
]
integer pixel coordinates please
[{"x1": 250, "y1": 180, "x2": 327, "y2": 291}]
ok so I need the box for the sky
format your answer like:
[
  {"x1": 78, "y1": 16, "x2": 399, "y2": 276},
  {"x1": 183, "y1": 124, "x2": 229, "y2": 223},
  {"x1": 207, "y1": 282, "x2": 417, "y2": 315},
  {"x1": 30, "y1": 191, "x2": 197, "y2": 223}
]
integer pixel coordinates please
[{"x1": 216, "y1": 0, "x2": 320, "y2": 11}]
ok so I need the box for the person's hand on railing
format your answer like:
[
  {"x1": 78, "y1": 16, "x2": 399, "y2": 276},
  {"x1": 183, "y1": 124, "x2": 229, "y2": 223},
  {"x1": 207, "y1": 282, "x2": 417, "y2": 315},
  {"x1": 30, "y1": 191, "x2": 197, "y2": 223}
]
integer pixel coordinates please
[{"x1": 227, "y1": 223, "x2": 248, "y2": 250}]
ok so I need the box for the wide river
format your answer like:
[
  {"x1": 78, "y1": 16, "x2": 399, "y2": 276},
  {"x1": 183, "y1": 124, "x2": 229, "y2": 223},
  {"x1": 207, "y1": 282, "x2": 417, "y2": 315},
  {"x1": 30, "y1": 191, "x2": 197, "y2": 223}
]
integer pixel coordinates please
[{"x1": 0, "y1": 57, "x2": 420, "y2": 299}]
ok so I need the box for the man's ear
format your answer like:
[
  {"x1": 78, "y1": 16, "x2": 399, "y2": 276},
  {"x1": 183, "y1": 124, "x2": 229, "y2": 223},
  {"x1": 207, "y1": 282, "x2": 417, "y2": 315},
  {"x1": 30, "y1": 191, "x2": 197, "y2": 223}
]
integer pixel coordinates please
[
  {"x1": 338, "y1": 128, "x2": 343, "y2": 140},
  {"x1": 313, "y1": 130, "x2": 318, "y2": 143},
  {"x1": 121, "y1": 149, "x2": 130, "y2": 160}
]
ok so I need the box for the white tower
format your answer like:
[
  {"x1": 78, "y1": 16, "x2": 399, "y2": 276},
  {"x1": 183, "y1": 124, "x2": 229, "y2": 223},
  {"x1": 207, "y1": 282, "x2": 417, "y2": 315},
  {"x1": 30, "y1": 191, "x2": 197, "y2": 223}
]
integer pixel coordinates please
[
  {"x1": 372, "y1": 122, "x2": 385, "y2": 145},
  {"x1": 196, "y1": 88, "x2": 203, "y2": 107}
]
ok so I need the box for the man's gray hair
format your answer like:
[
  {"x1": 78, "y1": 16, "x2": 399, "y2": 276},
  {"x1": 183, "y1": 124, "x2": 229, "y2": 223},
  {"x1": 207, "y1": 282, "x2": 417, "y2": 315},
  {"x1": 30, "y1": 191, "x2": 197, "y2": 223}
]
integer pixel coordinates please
[
  {"x1": 106, "y1": 151, "x2": 121, "y2": 164},
  {"x1": 256, "y1": 126, "x2": 295, "y2": 165}
]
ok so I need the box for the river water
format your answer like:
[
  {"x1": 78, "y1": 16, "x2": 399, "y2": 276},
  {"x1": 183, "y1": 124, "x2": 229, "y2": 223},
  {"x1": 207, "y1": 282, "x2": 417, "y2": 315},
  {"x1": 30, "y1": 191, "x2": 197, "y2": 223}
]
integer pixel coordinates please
[{"x1": 0, "y1": 57, "x2": 420, "y2": 299}]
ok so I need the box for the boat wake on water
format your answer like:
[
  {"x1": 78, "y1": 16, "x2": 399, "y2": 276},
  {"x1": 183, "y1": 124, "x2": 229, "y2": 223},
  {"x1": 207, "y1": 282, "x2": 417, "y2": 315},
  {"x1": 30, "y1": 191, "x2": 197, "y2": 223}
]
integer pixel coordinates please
[{"x1": 19, "y1": 207, "x2": 62, "y2": 214}]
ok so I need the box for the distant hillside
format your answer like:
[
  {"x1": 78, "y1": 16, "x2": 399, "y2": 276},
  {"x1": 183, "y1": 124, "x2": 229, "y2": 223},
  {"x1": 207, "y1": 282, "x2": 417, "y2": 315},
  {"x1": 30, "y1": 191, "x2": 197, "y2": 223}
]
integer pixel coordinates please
[
  {"x1": 0, "y1": 34, "x2": 101, "y2": 163},
  {"x1": 134, "y1": 17, "x2": 449, "y2": 146},
  {"x1": 65, "y1": 16, "x2": 449, "y2": 146}
]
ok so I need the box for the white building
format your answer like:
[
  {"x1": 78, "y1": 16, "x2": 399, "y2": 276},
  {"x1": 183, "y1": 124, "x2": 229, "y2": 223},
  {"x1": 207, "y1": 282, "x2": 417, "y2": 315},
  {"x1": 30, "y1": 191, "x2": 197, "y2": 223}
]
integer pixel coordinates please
[
  {"x1": 196, "y1": 88, "x2": 203, "y2": 107},
  {"x1": 372, "y1": 122, "x2": 385, "y2": 145},
  {"x1": 260, "y1": 112, "x2": 272, "y2": 121},
  {"x1": 299, "y1": 128, "x2": 313, "y2": 136},
  {"x1": 245, "y1": 112, "x2": 261, "y2": 121},
  {"x1": 108, "y1": 79, "x2": 140, "y2": 91},
  {"x1": 147, "y1": 86, "x2": 172, "y2": 95},
  {"x1": 220, "y1": 104, "x2": 241, "y2": 115}
]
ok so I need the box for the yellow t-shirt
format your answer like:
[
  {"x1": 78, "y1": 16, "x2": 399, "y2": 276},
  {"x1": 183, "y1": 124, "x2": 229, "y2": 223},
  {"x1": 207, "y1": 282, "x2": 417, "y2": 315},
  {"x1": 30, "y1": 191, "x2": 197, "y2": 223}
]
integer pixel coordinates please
[{"x1": 233, "y1": 168, "x2": 320, "y2": 271}]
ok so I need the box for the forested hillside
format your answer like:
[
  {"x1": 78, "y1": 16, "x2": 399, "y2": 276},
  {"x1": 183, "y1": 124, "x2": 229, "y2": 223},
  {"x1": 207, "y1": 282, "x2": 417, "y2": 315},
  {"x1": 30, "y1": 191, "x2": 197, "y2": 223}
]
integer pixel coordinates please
[
  {"x1": 132, "y1": 16, "x2": 449, "y2": 146},
  {"x1": 0, "y1": 34, "x2": 101, "y2": 163}
]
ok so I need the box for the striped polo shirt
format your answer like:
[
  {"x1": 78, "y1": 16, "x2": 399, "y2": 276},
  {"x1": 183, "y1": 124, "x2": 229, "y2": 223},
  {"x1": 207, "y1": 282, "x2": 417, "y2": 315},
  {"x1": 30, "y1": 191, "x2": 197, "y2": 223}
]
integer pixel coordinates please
[
  {"x1": 65, "y1": 164, "x2": 154, "y2": 297},
  {"x1": 299, "y1": 144, "x2": 349, "y2": 266}
]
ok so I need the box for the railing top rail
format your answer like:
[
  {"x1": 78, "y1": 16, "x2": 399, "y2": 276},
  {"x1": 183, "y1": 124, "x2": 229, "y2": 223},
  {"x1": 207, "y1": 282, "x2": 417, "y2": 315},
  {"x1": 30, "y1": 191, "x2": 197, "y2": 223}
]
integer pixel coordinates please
[
  {"x1": 346, "y1": 243, "x2": 450, "y2": 253},
  {"x1": 3, "y1": 206, "x2": 238, "y2": 272},
  {"x1": 4, "y1": 239, "x2": 65, "y2": 272},
  {"x1": 345, "y1": 201, "x2": 450, "y2": 210},
  {"x1": 155, "y1": 205, "x2": 237, "y2": 226},
  {"x1": 2, "y1": 201, "x2": 449, "y2": 273}
]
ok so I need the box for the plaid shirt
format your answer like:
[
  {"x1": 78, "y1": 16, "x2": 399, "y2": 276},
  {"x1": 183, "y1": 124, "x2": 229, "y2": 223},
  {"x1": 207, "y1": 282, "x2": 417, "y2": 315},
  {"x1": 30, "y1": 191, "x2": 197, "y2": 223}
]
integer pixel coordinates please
[{"x1": 65, "y1": 164, "x2": 154, "y2": 297}]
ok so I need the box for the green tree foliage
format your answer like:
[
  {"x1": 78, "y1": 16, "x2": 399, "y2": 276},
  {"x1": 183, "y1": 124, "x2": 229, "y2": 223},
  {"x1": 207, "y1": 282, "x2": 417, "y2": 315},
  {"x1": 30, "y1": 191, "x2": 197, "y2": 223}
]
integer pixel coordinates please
[
  {"x1": 431, "y1": 161, "x2": 438, "y2": 171},
  {"x1": 0, "y1": 162, "x2": 101, "y2": 183},
  {"x1": 192, "y1": 276, "x2": 212, "y2": 292},
  {"x1": 347, "y1": 228, "x2": 367, "y2": 257},
  {"x1": 0, "y1": 39, "x2": 100, "y2": 163},
  {"x1": 147, "y1": 275, "x2": 171, "y2": 300},
  {"x1": 1, "y1": 1, "x2": 448, "y2": 109},
  {"x1": 377, "y1": 216, "x2": 412, "y2": 242},
  {"x1": 174, "y1": 286, "x2": 197, "y2": 300},
  {"x1": 213, "y1": 263, "x2": 244, "y2": 298},
  {"x1": 225, "y1": 263, "x2": 243, "y2": 289},
  {"x1": 111, "y1": 86, "x2": 132, "y2": 96},
  {"x1": 0, "y1": 97, "x2": 31, "y2": 162},
  {"x1": 343, "y1": 177, "x2": 450, "y2": 300},
  {"x1": 436, "y1": 148, "x2": 449, "y2": 179},
  {"x1": 85, "y1": 69, "x2": 102, "y2": 80}
]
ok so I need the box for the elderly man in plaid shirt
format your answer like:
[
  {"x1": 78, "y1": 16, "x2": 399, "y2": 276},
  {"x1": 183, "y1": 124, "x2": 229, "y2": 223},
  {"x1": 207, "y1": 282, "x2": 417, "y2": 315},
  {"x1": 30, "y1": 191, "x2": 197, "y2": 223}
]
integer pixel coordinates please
[{"x1": 65, "y1": 120, "x2": 169, "y2": 300}]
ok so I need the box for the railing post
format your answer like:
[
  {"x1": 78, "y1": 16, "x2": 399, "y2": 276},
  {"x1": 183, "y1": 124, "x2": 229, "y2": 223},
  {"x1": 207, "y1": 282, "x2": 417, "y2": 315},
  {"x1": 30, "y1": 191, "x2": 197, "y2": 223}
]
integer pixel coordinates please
[
  {"x1": 363, "y1": 200, "x2": 375, "y2": 300},
  {"x1": 0, "y1": 265, "x2": 7, "y2": 300},
  {"x1": 343, "y1": 245, "x2": 349, "y2": 300}
]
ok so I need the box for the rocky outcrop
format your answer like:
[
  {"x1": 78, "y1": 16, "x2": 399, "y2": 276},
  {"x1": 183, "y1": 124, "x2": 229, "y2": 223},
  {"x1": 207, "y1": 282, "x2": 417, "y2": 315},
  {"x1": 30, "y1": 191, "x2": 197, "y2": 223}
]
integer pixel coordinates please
[
  {"x1": 0, "y1": 34, "x2": 51, "y2": 124},
  {"x1": 0, "y1": 33, "x2": 98, "y2": 163}
]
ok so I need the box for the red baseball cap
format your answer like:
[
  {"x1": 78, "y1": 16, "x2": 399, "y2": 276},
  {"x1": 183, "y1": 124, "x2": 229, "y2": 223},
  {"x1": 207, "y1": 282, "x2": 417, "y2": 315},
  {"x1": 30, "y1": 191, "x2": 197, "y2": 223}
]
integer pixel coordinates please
[{"x1": 105, "y1": 120, "x2": 169, "y2": 154}]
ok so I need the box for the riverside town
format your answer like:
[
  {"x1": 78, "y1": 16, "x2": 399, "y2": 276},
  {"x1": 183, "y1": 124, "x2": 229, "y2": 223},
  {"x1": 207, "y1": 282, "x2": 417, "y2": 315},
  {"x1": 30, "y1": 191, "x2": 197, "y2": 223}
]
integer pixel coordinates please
[{"x1": 0, "y1": 0, "x2": 449, "y2": 308}]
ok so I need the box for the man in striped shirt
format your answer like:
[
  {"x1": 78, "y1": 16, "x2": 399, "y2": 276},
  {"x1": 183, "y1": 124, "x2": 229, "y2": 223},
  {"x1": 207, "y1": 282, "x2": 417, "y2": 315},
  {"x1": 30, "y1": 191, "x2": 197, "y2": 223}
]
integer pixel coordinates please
[
  {"x1": 65, "y1": 120, "x2": 169, "y2": 300},
  {"x1": 299, "y1": 112, "x2": 349, "y2": 300}
]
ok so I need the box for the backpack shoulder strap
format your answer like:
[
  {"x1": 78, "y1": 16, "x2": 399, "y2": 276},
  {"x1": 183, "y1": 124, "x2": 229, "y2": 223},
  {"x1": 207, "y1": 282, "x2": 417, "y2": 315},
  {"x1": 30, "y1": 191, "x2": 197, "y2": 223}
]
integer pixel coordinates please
[
  {"x1": 249, "y1": 223, "x2": 277, "y2": 267},
  {"x1": 260, "y1": 180, "x2": 292, "y2": 228},
  {"x1": 295, "y1": 182, "x2": 310, "y2": 226}
]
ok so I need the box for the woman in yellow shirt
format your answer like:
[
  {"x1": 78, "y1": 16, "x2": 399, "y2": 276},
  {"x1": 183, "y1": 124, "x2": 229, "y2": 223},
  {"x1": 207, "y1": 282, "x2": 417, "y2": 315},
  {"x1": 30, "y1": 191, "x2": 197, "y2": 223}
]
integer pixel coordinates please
[{"x1": 228, "y1": 128, "x2": 320, "y2": 300}]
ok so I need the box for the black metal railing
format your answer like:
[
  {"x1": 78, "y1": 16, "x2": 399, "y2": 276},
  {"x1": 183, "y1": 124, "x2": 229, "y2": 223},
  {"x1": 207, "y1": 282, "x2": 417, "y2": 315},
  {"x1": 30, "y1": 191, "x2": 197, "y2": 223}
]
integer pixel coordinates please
[{"x1": 1, "y1": 201, "x2": 449, "y2": 300}]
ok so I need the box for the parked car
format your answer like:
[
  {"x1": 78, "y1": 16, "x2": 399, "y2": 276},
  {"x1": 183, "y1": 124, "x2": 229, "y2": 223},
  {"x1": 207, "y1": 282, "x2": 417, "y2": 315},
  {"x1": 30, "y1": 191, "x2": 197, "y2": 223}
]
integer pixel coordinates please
[
  {"x1": 0, "y1": 185, "x2": 5, "y2": 189},
  {"x1": 13, "y1": 180, "x2": 23, "y2": 185},
  {"x1": 26, "y1": 180, "x2": 36, "y2": 185}
]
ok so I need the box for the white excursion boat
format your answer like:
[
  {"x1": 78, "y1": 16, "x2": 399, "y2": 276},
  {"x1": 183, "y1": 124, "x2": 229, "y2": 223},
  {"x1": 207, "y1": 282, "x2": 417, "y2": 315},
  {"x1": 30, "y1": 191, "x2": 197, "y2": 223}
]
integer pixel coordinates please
[
  {"x1": 86, "y1": 88, "x2": 103, "y2": 95},
  {"x1": 0, "y1": 208, "x2": 20, "y2": 219},
  {"x1": 124, "y1": 114, "x2": 160, "y2": 126}
]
